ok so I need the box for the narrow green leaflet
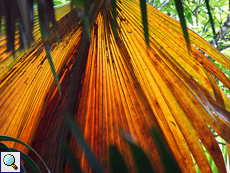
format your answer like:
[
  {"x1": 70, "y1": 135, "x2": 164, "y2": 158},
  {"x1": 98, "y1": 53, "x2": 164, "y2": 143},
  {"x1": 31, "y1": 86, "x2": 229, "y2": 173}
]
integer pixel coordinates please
[
  {"x1": 71, "y1": 0, "x2": 84, "y2": 9},
  {"x1": 0, "y1": 143, "x2": 27, "y2": 173},
  {"x1": 174, "y1": 0, "x2": 190, "y2": 49},
  {"x1": 84, "y1": 14, "x2": 91, "y2": 43},
  {"x1": 123, "y1": 137, "x2": 155, "y2": 173},
  {"x1": 36, "y1": 1, "x2": 61, "y2": 95},
  {"x1": 83, "y1": 0, "x2": 91, "y2": 42},
  {"x1": 0, "y1": 1, "x2": 3, "y2": 34},
  {"x1": 0, "y1": 143, "x2": 40, "y2": 173},
  {"x1": 37, "y1": 3, "x2": 51, "y2": 42},
  {"x1": 64, "y1": 142, "x2": 83, "y2": 173},
  {"x1": 205, "y1": 0, "x2": 216, "y2": 38},
  {"x1": 16, "y1": 0, "x2": 34, "y2": 47},
  {"x1": 47, "y1": 0, "x2": 60, "y2": 43},
  {"x1": 21, "y1": 165, "x2": 28, "y2": 173},
  {"x1": 0, "y1": 143, "x2": 10, "y2": 151},
  {"x1": 46, "y1": 51, "x2": 61, "y2": 95},
  {"x1": 111, "y1": 0, "x2": 118, "y2": 38},
  {"x1": 71, "y1": 0, "x2": 91, "y2": 42},
  {"x1": 66, "y1": 117, "x2": 103, "y2": 173},
  {"x1": 140, "y1": 0, "x2": 149, "y2": 45},
  {"x1": 109, "y1": 146, "x2": 128, "y2": 173},
  {"x1": 151, "y1": 128, "x2": 182, "y2": 173},
  {"x1": 2, "y1": 1, "x2": 16, "y2": 52},
  {"x1": 0, "y1": 136, "x2": 50, "y2": 173},
  {"x1": 10, "y1": 148, "x2": 41, "y2": 173}
]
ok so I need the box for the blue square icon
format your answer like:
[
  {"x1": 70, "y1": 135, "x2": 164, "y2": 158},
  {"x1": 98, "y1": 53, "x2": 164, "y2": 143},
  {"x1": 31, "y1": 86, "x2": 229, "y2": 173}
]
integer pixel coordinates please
[{"x1": 0, "y1": 152, "x2": 21, "y2": 173}]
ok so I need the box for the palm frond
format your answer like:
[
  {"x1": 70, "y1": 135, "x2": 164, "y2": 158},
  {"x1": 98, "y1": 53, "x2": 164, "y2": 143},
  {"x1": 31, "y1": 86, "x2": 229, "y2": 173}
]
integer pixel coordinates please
[{"x1": 0, "y1": 3, "x2": 80, "y2": 150}]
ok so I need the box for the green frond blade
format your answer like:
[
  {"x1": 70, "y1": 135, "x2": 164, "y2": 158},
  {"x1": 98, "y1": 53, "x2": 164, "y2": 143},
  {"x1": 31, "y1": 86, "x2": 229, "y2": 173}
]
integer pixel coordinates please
[
  {"x1": 64, "y1": 142, "x2": 83, "y2": 173},
  {"x1": 46, "y1": 50, "x2": 61, "y2": 95},
  {"x1": 66, "y1": 117, "x2": 103, "y2": 173},
  {"x1": 21, "y1": 165, "x2": 28, "y2": 173},
  {"x1": 123, "y1": 137, "x2": 155, "y2": 173},
  {"x1": 151, "y1": 128, "x2": 182, "y2": 173},
  {"x1": 0, "y1": 136, "x2": 50, "y2": 173},
  {"x1": 140, "y1": 0, "x2": 149, "y2": 45},
  {"x1": 174, "y1": 0, "x2": 190, "y2": 49},
  {"x1": 109, "y1": 145, "x2": 128, "y2": 173},
  {"x1": 10, "y1": 148, "x2": 41, "y2": 173},
  {"x1": 205, "y1": 0, "x2": 216, "y2": 38},
  {"x1": 111, "y1": 0, "x2": 118, "y2": 38},
  {"x1": 84, "y1": 14, "x2": 91, "y2": 43}
]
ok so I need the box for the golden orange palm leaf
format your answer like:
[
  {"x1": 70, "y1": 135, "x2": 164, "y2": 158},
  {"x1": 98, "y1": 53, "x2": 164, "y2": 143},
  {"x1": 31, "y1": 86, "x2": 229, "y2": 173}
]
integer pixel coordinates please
[{"x1": 1, "y1": 0, "x2": 230, "y2": 172}]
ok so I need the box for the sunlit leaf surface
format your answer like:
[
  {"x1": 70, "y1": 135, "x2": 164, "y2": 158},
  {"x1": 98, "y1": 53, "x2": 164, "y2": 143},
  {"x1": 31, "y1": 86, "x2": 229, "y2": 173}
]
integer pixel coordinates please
[
  {"x1": 1, "y1": 0, "x2": 230, "y2": 173},
  {"x1": 0, "y1": 2, "x2": 80, "y2": 150}
]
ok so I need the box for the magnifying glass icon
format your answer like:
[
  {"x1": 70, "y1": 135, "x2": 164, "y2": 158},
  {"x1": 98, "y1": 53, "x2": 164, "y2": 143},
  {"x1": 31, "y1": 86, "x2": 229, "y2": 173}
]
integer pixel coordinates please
[{"x1": 3, "y1": 154, "x2": 18, "y2": 170}]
